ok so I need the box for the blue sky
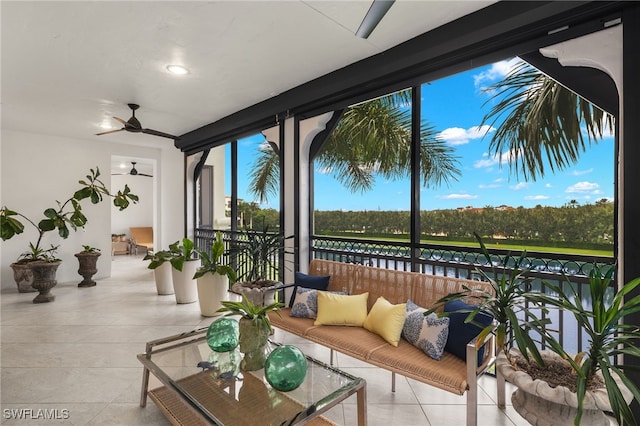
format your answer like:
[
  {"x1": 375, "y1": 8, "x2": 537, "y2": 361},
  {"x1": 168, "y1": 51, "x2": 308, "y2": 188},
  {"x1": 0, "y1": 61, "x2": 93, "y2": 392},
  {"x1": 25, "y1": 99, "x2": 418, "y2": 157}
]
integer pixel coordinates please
[{"x1": 230, "y1": 58, "x2": 614, "y2": 212}]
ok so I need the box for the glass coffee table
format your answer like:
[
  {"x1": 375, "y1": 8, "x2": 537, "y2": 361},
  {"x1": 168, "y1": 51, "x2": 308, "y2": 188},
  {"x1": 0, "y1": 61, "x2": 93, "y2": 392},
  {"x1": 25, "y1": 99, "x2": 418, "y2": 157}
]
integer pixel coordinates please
[{"x1": 138, "y1": 327, "x2": 367, "y2": 425}]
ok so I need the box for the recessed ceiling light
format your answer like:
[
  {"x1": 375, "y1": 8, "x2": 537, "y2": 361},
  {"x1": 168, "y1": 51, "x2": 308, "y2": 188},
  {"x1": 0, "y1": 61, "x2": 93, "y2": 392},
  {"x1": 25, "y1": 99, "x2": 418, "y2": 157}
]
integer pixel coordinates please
[{"x1": 166, "y1": 65, "x2": 189, "y2": 75}]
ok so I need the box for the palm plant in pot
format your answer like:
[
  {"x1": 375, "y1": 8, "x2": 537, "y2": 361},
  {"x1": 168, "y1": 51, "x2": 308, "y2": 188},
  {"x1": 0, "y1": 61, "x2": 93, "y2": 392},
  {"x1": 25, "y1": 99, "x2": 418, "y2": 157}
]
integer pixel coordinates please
[
  {"x1": 194, "y1": 231, "x2": 237, "y2": 317},
  {"x1": 143, "y1": 249, "x2": 175, "y2": 295},
  {"x1": 511, "y1": 265, "x2": 640, "y2": 426},
  {"x1": 429, "y1": 234, "x2": 640, "y2": 426},
  {"x1": 217, "y1": 295, "x2": 282, "y2": 371},
  {"x1": 168, "y1": 238, "x2": 199, "y2": 304},
  {"x1": 230, "y1": 226, "x2": 292, "y2": 306},
  {"x1": 1, "y1": 167, "x2": 138, "y2": 302}
]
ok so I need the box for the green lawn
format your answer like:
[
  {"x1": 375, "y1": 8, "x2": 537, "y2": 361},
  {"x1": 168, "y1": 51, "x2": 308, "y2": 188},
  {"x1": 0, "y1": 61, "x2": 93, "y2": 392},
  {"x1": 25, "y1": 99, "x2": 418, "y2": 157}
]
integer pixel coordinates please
[{"x1": 319, "y1": 233, "x2": 613, "y2": 258}]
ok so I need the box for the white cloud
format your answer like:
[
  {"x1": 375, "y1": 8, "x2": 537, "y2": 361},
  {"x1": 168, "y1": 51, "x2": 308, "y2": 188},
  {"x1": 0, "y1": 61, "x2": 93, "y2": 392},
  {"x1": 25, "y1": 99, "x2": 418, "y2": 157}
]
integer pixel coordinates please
[
  {"x1": 566, "y1": 181, "x2": 600, "y2": 193},
  {"x1": 510, "y1": 183, "x2": 529, "y2": 191},
  {"x1": 545, "y1": 183, "x2": 552, "y2": 188},
  {"x1": 438, "y1": 193, "x2": 478, "y2": 200},
  {"x1": 474, "y1": 149, "x2": 521, "y2": 170},
  {"x1": 478, "y1": 183, "x2": 502, "y2": 189},
  {"x1": 316, "y1": 166, "x2": 332, "y2": 174},
  {"x1": 524, "y1": 195, "x2": 549, "y2": 200},
  {"x1": 473, "y1": 58, "x2": 521, "y2": 88},
  {"x1": 437, "y1": 125, "x2": 495, "y2": 146},
  {"x1": 571, "y1": 168, "x2": 594, "y2": 176}
]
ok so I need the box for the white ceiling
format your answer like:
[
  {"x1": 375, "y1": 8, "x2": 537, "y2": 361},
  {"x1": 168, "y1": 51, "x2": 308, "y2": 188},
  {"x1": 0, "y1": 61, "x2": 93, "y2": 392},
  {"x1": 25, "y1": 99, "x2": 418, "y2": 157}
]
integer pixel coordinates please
[{"x1": 1, "y1": 0, "x2": 494, "y2": 162}]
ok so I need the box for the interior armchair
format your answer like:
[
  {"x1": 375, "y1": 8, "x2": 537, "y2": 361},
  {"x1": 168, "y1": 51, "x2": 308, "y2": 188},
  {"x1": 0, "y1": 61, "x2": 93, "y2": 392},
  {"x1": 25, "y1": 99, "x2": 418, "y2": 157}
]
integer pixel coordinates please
[{"x1": 130, "y1": 227, "x2": 154, "y2": 255}]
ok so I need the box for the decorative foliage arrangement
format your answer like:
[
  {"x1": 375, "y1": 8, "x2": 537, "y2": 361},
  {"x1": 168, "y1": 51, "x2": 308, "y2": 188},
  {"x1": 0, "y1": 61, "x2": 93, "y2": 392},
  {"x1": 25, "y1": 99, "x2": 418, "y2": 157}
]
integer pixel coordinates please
[{"x1": 1, "y1": 167, "x2": 138, "y2": 262}]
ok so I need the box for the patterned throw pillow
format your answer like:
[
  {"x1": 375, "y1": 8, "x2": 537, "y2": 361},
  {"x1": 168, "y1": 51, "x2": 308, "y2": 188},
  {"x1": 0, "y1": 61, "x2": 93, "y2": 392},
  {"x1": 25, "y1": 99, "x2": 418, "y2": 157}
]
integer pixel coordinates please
[
  {"x1": 402, "y1": 299, "x2": 450, "y2": 360},
  {"x1": 290, "y1": 287, "x2": 321, "y2": 318}
]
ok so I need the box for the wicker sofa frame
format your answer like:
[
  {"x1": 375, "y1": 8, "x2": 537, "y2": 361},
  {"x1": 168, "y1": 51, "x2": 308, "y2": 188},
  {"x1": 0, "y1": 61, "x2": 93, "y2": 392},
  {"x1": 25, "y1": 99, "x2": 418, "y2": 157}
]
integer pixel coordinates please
[{"x1": 268, "y1": 259, "x2": 496, "y2": 426}]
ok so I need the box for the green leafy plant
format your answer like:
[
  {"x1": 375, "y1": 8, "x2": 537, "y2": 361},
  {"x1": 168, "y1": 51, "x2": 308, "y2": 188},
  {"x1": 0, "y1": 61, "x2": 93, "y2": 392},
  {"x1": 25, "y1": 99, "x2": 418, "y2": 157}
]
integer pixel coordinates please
[
  {"x1": 231, "y1": 226, "x2": 292, "y2": 284},
  {"x1": 16, "y1": 243, "x2": 60, "y2": 263},
  {"x1": 168, "y1": 237, "x2": 198, "y2": 272},
  {"x1": 217, "y1": 294, "x2": 282, "y2": 334},
  {"x1": 143, "y1": 250, "x2": 175, "y2": 270},
  {"x1": 1, "y1": 167, "x2": 138, "y2": 262},
  {"x1": 530, "y1": 266, "x2": 640, "y2": 426},
  {"x1": 81, "y1": 245, "x2": 100, "y2": 253},
  {"x1": 193, "y1": 231, "x2": 236, "y2": 281}
]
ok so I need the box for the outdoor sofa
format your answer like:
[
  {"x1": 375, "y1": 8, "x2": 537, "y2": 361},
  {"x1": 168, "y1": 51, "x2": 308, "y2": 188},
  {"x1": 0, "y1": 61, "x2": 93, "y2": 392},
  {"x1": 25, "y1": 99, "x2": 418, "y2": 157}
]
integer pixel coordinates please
[{"x1": 268, "y1": 258, "x2": 496, "y2": 426}]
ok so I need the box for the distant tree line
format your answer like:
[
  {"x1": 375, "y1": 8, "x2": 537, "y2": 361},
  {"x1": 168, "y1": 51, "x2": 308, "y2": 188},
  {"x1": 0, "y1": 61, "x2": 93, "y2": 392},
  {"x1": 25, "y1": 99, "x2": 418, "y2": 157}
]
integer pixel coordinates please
[
  {"x1": 313, "y1": 200, "x2": 613, "y2": 246},
  {"x1": 234, "y1": 200, "x2": 613, "y2": 248}
]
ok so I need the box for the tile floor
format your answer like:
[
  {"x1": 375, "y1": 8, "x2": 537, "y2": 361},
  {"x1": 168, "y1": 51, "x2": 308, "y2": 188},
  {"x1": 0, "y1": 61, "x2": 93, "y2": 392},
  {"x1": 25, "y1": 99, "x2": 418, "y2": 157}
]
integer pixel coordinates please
[{"x1": 1, "y1": 254, "x2": 529, "y2": 425}]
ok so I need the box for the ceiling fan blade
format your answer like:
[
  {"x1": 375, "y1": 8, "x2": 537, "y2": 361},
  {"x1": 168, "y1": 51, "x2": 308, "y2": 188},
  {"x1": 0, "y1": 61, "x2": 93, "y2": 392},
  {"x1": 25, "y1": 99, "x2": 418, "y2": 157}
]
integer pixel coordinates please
[
  {"x1": 113, "y1": 116, "x2": 127, "y2": 126},
  {"x1": 355, "y1": 0, "x2": 395, "y2": 39},
  {"x1": 139, "y1": 173, "x2": 153, "y2": 178},
  {"x1": 142, "y1": 128, "x2": 179, "y2": 140},
  {"x1": 96, "y1": 128, "x2": 125, "y2": 136}
]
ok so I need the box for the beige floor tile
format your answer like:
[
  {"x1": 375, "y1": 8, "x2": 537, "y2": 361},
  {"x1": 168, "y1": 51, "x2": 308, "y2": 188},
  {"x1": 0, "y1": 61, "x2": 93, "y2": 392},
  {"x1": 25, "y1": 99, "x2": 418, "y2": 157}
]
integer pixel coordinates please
[{"x1": 1, "y1": 254, "x2": 520, "y2": 425}]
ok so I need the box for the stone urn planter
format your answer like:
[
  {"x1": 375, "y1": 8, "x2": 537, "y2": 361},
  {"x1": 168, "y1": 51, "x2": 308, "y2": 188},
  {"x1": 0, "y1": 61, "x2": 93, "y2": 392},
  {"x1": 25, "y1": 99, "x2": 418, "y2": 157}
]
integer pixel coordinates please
[
  {"x1": 75, "y1": 251, "x2": 101, "y2": 287},
  {"x1": 496, "y1": 351, "x2": 632, "y2": 426},
  {"x1": 231, "y1": 280, "x2": 284, "y2": 306},
  {"x1": 10, "y1": 262, "x2": 36, "y2": 293},
  {"x1": 28, "y1": 261, "x2": 61, "y2": 303}
]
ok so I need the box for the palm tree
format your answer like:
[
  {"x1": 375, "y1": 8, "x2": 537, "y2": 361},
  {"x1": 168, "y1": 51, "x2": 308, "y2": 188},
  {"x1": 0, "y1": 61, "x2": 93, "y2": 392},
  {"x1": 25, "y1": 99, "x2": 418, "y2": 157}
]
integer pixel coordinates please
[
  {"x1": 249, "y1": 61, "x2": 614, "y2": 202},
  {"x1": 248, "y1": 90, "x2": 461, "y2": 203},
  {"x1": 480, "y1": 60, "x2": 614, "y2": 181}
]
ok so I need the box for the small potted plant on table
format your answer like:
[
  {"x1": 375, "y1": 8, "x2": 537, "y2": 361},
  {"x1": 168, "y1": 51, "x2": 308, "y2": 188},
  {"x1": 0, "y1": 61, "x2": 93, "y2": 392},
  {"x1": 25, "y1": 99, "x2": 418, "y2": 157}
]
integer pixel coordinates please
[{"x1": 217, "y1": 295, "x2": 282, "y2": 371}]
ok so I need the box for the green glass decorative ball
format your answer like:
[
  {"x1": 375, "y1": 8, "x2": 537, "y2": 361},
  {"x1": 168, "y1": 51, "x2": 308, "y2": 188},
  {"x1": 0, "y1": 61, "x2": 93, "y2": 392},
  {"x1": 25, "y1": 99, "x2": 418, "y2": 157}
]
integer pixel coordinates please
[
  {"x1": 264, "y1": 345, "x2": 307, "y2": 391},
  {"x1": 206, "y1": 318, "x2": 239, "y2": 352}
]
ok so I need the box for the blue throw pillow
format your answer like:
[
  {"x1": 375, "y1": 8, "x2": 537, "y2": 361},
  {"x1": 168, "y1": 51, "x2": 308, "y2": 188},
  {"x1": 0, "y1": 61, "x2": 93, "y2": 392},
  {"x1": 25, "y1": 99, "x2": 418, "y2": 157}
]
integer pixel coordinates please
[
  {"x1": 444, "y1": 300, "x2": 493, "y2": 366},
  {"x1": 289, "y1": 272, "x2": 330, "y2": 307}
]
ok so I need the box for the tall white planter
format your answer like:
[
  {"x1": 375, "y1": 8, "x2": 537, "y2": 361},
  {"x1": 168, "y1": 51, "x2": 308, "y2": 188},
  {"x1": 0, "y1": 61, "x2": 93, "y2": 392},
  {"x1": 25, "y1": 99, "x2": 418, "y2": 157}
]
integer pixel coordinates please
[
  {"x1": 171, "y1": 260, "x2": 198, "y2": 304},
  {"x1": 197, "y1": 274, "x2": 228, "y2": 316},
  {"x1": 153, "y1": 262, "x2": 174, "y2": 295}
]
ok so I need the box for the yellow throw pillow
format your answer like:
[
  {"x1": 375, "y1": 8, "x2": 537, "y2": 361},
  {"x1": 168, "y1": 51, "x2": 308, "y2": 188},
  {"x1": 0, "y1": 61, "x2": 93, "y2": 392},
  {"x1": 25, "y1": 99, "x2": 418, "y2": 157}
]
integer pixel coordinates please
[
  {"x1": 363, "y1": 296, "x2": 407, "y2": 347},
  {"x1": 314, "y1": 292, "x2": 369, "y2": 326}
]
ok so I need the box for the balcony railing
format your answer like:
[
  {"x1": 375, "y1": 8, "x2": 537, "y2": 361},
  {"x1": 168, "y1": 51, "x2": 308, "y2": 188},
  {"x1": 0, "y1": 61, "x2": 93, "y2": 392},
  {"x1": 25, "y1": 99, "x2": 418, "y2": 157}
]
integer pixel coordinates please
[{"x1": 196, "y1": 228, "x2": 615, "y2": 355}]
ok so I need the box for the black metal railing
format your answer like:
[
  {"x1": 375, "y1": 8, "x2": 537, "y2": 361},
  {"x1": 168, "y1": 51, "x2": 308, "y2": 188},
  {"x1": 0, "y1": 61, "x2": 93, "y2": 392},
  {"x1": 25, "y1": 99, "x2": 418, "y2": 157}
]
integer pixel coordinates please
[{"x1": 197, "y1": 229, "x2": 615, "y2": 354}]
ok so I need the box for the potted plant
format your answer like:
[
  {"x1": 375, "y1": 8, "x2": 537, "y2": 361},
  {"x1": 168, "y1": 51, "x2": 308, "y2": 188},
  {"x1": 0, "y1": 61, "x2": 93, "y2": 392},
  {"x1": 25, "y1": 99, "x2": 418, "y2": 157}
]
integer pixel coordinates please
[
  {"x1": 143, "y1": 250, "x2": 175, "y2": 295},
  {"x1": 168, "y1": 238, "x2": 199, "y2": 304},
  {"x1": 429, "y1": 234, "x2": 640, "y2": 426},
  {"x1": 217, "y1": 295, "x2": 282, "y2": 371},
  {"x1": 230, "y1": 226, "x2": 292, "y2": 306},
  {"x1": 1, "y1": 167, "x2": 138, "y2": 302},
  {"x1": 9, "y1": 243, "x2": 59, "y2": 293},
  {"x1": 194, "y1": 231, "x2": 237, "y2": 317},
  {"x1": 74, "y1": 245, "x2": 101, "y2": 287},
  {"x1": 22, "y1": 244, "x2": 62, "y2": 303},
  {"x1": 502, "y1": 265, "x2": 640, "y2": 426}
]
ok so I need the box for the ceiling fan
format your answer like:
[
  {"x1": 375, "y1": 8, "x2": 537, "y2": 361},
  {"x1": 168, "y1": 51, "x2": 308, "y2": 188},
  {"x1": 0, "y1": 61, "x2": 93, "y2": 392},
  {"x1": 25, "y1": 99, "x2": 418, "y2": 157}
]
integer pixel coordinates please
[
  {"x1": 355, "y1": 0, "x2": 395, "y2": 39},
  {"x1": 96, "y1": 103, "x2": 179, "y2": 140},
  {"x1": 113, "y1": 162, "x2": 153, "y2": 178}
]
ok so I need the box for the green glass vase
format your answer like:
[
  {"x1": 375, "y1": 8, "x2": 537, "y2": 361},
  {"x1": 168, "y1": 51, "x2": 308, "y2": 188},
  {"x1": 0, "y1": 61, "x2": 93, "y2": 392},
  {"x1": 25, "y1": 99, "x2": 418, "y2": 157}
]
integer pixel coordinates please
[
  {"x1": 206, "y1": 318, "x2": 239, "y2": 352},
  {"x1": 264, "y1": 345, "x2": 307, "y2": 391}
]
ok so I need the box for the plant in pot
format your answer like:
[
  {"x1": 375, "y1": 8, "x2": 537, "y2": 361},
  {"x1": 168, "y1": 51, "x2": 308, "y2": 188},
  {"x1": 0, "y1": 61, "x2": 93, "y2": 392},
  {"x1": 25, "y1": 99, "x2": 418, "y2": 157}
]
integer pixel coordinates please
[
  {"x1": 217, "y1": 295, "x2": 282, "y2": 371},
  {"x1": 230, "y1": 226, "x2": 292, "y2": 306},
  {"x1": 512, "y1": 265, "x2": 640, "y2": 426},
  {"x1": 1, "y1": 167, "x2": 138, "y2": 302},
  {"x1": 74, "y1": 245, "x2": 101, "y2": 288},
  {"x1": 429, "y1": 234, "x2": 640, "y2": 426},
  {"x1": 143, "y1": 249, "x2": 175, "y2": 295},
  {"x1": 194, "y1": 231, "x2": 237, "y2": 317},
  {"x1": 168, "y1": 238, "x2": 199, "y2": 304}
]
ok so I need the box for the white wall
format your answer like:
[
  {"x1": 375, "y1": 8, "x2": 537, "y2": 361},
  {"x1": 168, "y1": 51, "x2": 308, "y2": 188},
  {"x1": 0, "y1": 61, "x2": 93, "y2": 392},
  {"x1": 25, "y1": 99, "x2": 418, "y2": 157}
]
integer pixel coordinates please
[
  {"x1": 111, "y1": 174, "x2": 154, "y2": 236},
  {"x1": 1, "y1": 129, "x2": 184, "y2": 290}
]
